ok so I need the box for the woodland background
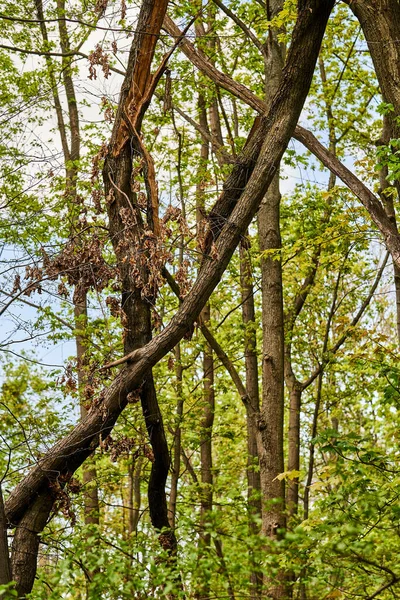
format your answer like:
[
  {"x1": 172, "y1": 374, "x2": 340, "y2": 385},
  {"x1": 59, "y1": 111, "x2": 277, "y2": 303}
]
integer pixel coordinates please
[{"x1": 1, "y1": 0, "x2": 400, "y2": 598}]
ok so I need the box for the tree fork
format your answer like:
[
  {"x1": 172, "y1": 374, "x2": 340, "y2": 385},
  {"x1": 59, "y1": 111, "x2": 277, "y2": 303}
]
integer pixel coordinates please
[{"x1": 5, "y1": 0, "x2": 335, "y2": 534}]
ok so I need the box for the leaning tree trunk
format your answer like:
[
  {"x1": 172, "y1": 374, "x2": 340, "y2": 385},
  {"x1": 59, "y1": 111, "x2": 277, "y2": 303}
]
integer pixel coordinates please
[
  {"x1": 346, "y1": 0, "x2": 400, "y2": 344},
  {"x1": 346, "y1": 0, "x2": 400, "y2": 119},
  {"x1": 11, "y1": 492, "x2": 54, "y2": 598}
]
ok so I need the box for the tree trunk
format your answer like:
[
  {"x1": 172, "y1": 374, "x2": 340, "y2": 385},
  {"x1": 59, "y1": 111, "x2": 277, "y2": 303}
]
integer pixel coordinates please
[
  {"x1": 195, "y1": 84, "x2": 215, "y2": 598},
  {"x1": 168, "y1": 344, "x2": 184, "y2": 530},
  {"x1": 240, "y1": 239, "x2": 262, "y2": 598},
  {"x1": 347, "y1": 0, "x2": 400, "y2": 119},
  {"x1": 257, "y1": 173, "x2": 286, "y2": 536},
  {"x1": 257, "y1": 3, "x2": 286, "y2": 597},
  {"x1": 286, "y1": 382, "x2": 302, "y2": 515},
  {"x1": 128, "y1": 454, "x2": 143, "y2": 535},
  {"x1": 102, "y1": 0, "x2": 178, "y2": 562},
  {"x1": 378, "y1": 114, "x2": 400, "y2": 343},
  {"x1": 38, "y1": 0, "x2": 101, "y2": 528},
  {"x1": 11, "y1": 492, "x2": 54, "y2": 598},
  {"x1": 104, "y1": 141, "x2": 177, "y2": 557}
]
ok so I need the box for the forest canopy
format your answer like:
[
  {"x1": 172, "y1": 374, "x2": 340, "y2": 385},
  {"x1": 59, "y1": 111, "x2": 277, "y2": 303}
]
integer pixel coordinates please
[{"x1": 1, "y1": 0, "x2": 400, "y2": 598}]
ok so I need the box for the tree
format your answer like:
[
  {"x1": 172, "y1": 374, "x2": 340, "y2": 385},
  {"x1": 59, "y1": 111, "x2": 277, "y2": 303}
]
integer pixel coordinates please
[{"x1": 1, "y1": 0, "x2": 400, "y2": 598}]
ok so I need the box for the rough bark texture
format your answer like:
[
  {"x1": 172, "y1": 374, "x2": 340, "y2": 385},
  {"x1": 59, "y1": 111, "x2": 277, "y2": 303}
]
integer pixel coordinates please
[
  {"x1": 5, "y1": 0, "x2": 335, "y2": 539},
  {"x1": 346, "y1": 0, "x2": 400, "y2": 119},
  {"x1": 257, "y1": 12, "x2": 286, "y2": 597},
  {"x1": 239, "y1": 242, "x2": 261, "y2": 514},
  {"x1": 11, "y1": 492, "x2": 54, "y2": 598},
  {"x1": 258, "y1": 173, "x2": 286, "y2": 527}
]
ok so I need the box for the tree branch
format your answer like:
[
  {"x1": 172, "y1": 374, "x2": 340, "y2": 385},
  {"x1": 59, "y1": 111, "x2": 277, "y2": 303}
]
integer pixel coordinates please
[
  {"x1": 163, "y1": 15, "x2": 265, "y2": 113},
  {"x1": 294, "y1": 125, "x2": 400, "y2": 268},
  {"x1": 212, "y1": 0, "x2": 266, "y2": 56}
]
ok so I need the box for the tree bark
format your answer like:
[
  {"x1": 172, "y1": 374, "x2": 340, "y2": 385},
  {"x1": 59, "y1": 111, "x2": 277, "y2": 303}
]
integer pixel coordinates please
[
  {"x1": 195, "y1": 84, "x2": 215, "y2": 598},
  {"x1": 11, "y1": 492, "x2": 54, "y2": 598},
  {"x1": 168, "y1": 344, "x2": 183, "y2": 530},
  {"x1": 257, "y1": 4, "x2": 286, "y2": 597},
  {"x1": 346, "y1": 0, "x2": 400, "y2": 120},
  {"x1": 257, "y1": 174, "x2": 286, "y2": 540},
  {"x1": 239, "y1": 239, "x2": 262, "y2": 599}
]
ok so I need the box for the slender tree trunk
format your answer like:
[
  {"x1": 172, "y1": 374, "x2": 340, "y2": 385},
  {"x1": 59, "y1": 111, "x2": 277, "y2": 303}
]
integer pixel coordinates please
[
  {"x1": 195, "y1": 86, "x2": 215, "y2": 599},
  {"x1": 104, "y1": 143, "x2": 177, "y2": 557},
  {"x1": 303, "y1": 374, "x2": 323, "y2": 522},
  {"x1": 239, "y1": 239, "x2": 262, "y2": 598},
  {"x1": 257, "y1": 4, "x2": 286, "y2": 596},
  {"x1": 257, "y1": 176, "x2": 286, "y2": 531},
  {"x1": 102, "y1": 0, "x2": 178, "y2": 566},
  {"x1": 168, "y1": 343, "x2": 184, "y2": 530},
  {"x1": 168, "y1": 119, "x2": 185, "y2": 531},
  {"x1": 128, "y1": 454, "x2": 144, "y2": 535},
  {"x1": 286, "y1": 381, "x2": 302, "y2": 515},
  {"x1": 10, "y1": 2, "x2": 99, "y2": 593},
  {"x1": 199, "y1": 303, "x2": 215, "y2": 533},
  {"x1": 38, "y1": 0, "x2": 101, "y2": 528}
]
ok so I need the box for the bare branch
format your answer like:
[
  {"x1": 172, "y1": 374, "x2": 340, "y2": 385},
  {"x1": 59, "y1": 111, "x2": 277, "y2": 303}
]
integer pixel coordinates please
[
  {"x1": 163, "y1": 15, "x2": 265, "y2": 113},
  {"x1": 212, "y1": 0, "x2": 266, "y2": 56},
  {"x1": 294, "y1": 125, "x2": 400, "y2": 268}
]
